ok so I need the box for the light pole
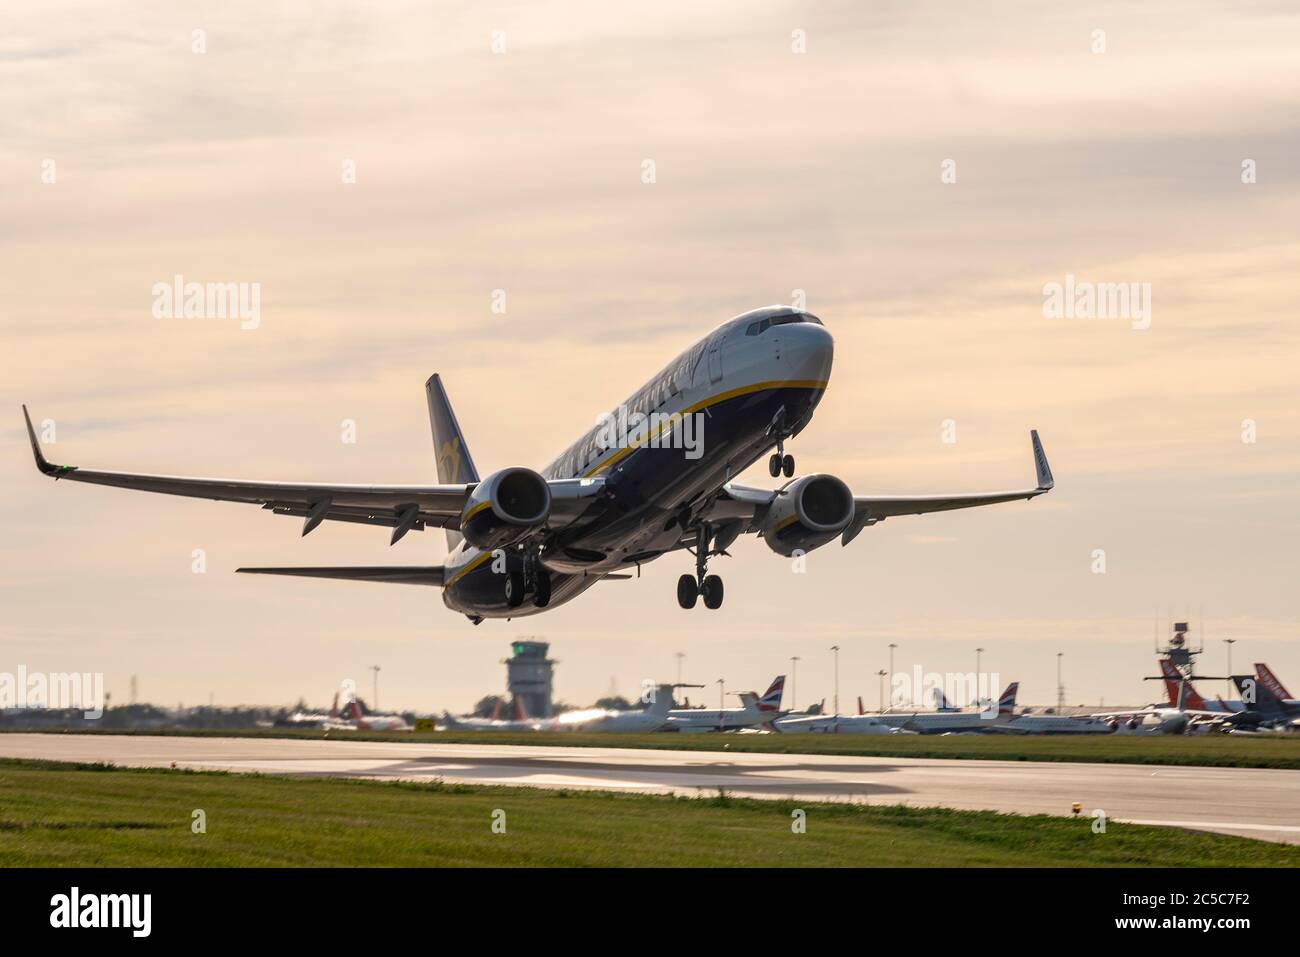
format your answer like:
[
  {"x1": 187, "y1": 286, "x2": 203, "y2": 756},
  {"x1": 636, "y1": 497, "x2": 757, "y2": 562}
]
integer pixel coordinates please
[
  {"x1": 877, "y1": 669, "x2": 887, "y2": 712},
  {"x1": 887, "y1": 643, "x2": 898, "y2": 710},
  {"x1": 790, "y1": 656, "x2": 800, "y2": 711},
  {"x1": 1055, "y1": 653, "x2": 1064, "y2": 712},
  {"x1": 370, "y1": 665, "x2": 380, "y2": 710},
  {"x1": 974, "y1": 647, "x2": 984, "y2": 705},
  {"x1": 1224, "y1": 639, "x2": 1236, "y2": 695},
  {"x1": 830, "y1": 645, "x2": 840, "y2": 716}
]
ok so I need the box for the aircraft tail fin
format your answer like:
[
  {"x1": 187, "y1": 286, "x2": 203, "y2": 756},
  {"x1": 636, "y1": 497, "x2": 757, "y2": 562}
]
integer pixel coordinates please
[
  {"x1": 490, "y1": 699, "x2": 503, "y2": 721},
  {"x1": 998, "y1": 682, "x2": 1019, "y2": 716},
  {"x1": 1235, "y1": 674, "x2": 1282, "y2": 711},
  {"x1": 1255, "y1": 663, "x2": 1293, "y2": 701},
  {"x1": 857, "y1": 695, "x2": 865, "y2": 716},
  {"x1": 648, "y1": 685, "x2": 675, "y2": 716},
  {"x1": 426, "y1": 374, "x2": 481, "y2": 550},
  {"x1": 515, "y1": 697, "x2": 529, "y2": 721},
  {"x1": 1162, "y1": 659, "x2": 1209, "y2": 710},
  {"x1": 329, "y1": 692, "x2": 339, "y2": 719},
  {"x1": 934, "y1": 688, "x2": 955, "y2": 711},
  {"x1": 758, "y1": 676, "x2": 785, "y2": 712},
  {"x1": 738, "y1": 692, "x2": 759, "y2": 711}
]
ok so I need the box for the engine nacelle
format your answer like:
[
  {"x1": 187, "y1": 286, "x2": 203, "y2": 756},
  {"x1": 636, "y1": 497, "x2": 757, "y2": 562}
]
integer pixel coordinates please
[
  {"x1": 459, "y1": 467, "x2": 551, "y2": 550},
  {"x1": 760, "y1": 474, "x2": 855, "y2": 557}
]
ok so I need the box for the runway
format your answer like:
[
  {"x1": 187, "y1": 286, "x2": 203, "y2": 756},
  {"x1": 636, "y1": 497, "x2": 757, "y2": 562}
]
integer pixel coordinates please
[{"x1": 3, "y1": 733, "x2": 1298, "y2": 843}]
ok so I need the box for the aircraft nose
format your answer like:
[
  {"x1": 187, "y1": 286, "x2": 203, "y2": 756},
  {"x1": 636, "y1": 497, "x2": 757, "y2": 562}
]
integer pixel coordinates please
[{"x1": 785, "y1": 320, "x2": 834, "y2": 382}]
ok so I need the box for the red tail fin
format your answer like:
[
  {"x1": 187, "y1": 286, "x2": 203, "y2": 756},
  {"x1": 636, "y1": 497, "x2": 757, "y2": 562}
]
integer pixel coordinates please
[
  {"x1": 515, "y1": 697, "x2": 529, "y2": 721},
  {"x1": 490, "y1": 699, "x2": 503, "y2": 721},
  {"x1": 1161, "y1": 659, "x2": 1207, "y2": 710},
  {"x1": 857, "y1": 695, "x2": 864, "y2": 716},
  {"x1": 329, "y1": 692, "x2": 339, "y2": 719},
  {"x1": 1255, "y1": 664, "x2": 1292, "y2": 701}
]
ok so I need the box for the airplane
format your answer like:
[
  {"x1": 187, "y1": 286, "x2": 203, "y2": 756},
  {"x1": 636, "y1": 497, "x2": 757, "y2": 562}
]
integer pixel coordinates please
[
  {"x1": 281, "y1": 692, "x2": 345, "y2": 729},
  {"x1": 1254, "y1": 663, "x2": 1298, "y2": 708},
  {"x1": 1225, "y1": 675, "x2": 1300, "y2": 731},
  {"x1": 336, "y1": 697, "x2": 411, "y2": 732},
  {"x1": 773, "y1": 697, "x2": 900, "y2": 734},
  {"x1": 875, "y1": 682, "x2": 1020, "y2": 734},
  {"x1": 440, "y1": 697, "x2": 538, "y2": 732},
  {"x1": 664, "y1": 676, "x2": 785, "y2": 732},
  {"x1": 992, "y1": 708, "x2": 1115, "y2": 735},
  {"x1": 22, "y1": 305, "x2": 1054, "y2": 623},
  {"x1": 548, "y1": 684, "x2": 678, "y2": 732}
]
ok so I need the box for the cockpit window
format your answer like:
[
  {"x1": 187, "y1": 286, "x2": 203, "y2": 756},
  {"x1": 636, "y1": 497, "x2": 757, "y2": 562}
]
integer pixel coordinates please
[{"x1": 744, "y1": 313, "x2": 822, "y2": 335}]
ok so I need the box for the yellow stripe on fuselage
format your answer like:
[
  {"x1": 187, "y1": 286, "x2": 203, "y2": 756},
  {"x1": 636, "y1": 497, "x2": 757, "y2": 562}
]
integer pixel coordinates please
[
  {"x1": 445, "y1": 548, "x2": 493, "y2": 587},
  {"x1": 581, "y1": 379, "x2": 827, "y2": 479}
]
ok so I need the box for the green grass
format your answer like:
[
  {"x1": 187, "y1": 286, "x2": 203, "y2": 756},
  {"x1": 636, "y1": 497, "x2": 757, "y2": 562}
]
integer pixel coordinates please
[
  {"x1": 21, "y1": 726, "x2": 1300, "y2": 770},
  {"x1": 1, "y1": 758, "x2": 1296, "y2": 867}
]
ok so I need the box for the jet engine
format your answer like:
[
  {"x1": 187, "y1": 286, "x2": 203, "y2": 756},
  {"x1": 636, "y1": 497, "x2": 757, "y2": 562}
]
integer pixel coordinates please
[
  {"x1": 760, "y1": 474, "x2": 855, "y2": 556},
  {"x1": 459, "y1": 467, "x2": 552, "y2": 550}
]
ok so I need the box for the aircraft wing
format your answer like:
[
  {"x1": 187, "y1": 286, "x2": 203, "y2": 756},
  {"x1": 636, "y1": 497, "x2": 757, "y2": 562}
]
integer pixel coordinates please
[
  {"x1": 235, "y1": 566, "x2": 444, "y2": 585},
  {"x1": 22, "y1": 406, "x2": 603, "y2": 542},
  {"x1": 840, "y1": 431, "x2": 1053, "y2": 544},
  {"x1": 702, "y1": 431, "x2": 1053, "y2": 546}
]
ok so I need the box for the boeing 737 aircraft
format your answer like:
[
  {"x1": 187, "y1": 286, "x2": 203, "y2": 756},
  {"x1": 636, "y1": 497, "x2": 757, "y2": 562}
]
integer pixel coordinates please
[{"x1": 23, "y1": 306, "x2": 1054, "y2": 623}]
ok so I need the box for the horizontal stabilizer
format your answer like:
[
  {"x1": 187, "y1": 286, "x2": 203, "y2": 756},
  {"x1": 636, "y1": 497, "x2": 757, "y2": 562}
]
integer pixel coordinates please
[{"x1": 236, "y1": 566, "x2": 444, "y2": 586}]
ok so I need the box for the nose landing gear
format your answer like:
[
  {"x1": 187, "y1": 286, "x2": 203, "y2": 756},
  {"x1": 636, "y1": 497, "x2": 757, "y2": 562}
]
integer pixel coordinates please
[
  {"x1": 677, "y1": 521, "x2": 726, "y2": 610},
  {"x1": 766, "y1": 407, "x2": 796, "y2": 478}
]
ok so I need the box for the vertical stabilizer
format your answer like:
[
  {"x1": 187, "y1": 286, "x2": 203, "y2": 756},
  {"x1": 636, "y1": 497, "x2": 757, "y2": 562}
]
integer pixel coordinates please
[{"x1": 426, "y1": 374, "x2": 481, "y2": 549}]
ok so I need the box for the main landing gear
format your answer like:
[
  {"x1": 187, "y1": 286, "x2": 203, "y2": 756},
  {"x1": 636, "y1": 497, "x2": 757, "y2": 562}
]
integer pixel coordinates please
[
  {"x1": 505, "y1": 548, "x2": 552, "y2": 609},
  {"x1": 678, "y1": 522, "x2": 725, "y2": 610}
]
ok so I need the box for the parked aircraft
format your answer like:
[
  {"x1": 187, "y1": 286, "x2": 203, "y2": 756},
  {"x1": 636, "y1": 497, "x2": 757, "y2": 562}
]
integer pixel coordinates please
[
  {"x1": 665, "y1": 676, "x2": 785, "y2": 732},
  {"x1": 24, "y1": 306, "x2": 1053, "y2": 623},
  {"x1": 876, "y1": 682, "x2": 1020, "y2": 734}
]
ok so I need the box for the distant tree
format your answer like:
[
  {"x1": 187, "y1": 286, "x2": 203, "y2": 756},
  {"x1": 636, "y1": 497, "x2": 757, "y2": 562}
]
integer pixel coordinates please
[{"x1": 594, "y1": 696, "x2": 633, "y2": 711}]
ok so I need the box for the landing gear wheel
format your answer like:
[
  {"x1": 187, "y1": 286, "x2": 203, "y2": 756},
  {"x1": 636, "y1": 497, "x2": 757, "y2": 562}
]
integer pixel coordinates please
[
  {"x1": 701, "y1": 574, "x2": 724, "y2": 609},
  {"x1": 768, "y1": 454, "x2": 782, "y2": 478},
  {"x1": 782, "y1": 454, "x2": 795, "y2": 478},
  {"x1": 532, "y1": 570, "x2": 552, "y2": 608},
  {"x1": 504, "y1": 570, "x2": 525, "y2": 608},
  {"x1": 676, "y1": 574, "x2": 699, "y2": 609}
]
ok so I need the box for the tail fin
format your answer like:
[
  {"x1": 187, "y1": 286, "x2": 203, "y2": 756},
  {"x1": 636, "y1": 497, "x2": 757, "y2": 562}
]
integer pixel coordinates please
[
  {"x1": 1255, "y1": 663, "x2": 1293, "y2": 701},
  {"x1": 490, "y1": 699, "x2": 503, "y2": 721},
  {"x1": 515, "y1": 697, "x2": 529, "y2": 721},
  {"x1": 934, "y1": 688, "x2": 955, "y2": 711},
  {"x1": 1159, "y1": 659, "x2": 1183, "y2": 707},
  {"x1": 758, "y1": 676, "x2": 785, "y2": 712},
  {"x1": 1235, "y1": 674, "x2": 1282, "y2": 711},
  {"x1": 738, "y1": 692, "x2": 759, "y2": 710},
  {"x1": 648, "y1": 685, "x2": 675, "y2": 717},
  {"x1": 426, "y1": 374, "x2": 481, "y2": 550},
  {"x1": 349, "y1": 699, "x2": 363, "y2": 721},
  {"x1": 329, "y1": 692, "x2": 339, "y2": 719},
  {"x1": 857, "y1": 695, "x2": 864, "y2": 716},
  {"x1": 998, "y1": 682, "x2": 1019, "y2": 716},
  {"x1": 1162, "y1": 660, "x2": 1208, "y2": 710}
]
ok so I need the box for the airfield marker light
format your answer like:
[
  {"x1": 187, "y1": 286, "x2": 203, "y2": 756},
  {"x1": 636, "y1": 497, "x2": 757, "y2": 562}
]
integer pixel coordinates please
[{"x1": 1072, "y1": 802, "x2": 1082, "y2": 817}]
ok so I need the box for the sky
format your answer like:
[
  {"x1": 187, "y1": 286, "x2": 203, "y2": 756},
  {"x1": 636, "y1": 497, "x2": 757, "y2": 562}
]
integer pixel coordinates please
[{"x1": 2, "y1": 0, "x2": 1298, "y2": 713}]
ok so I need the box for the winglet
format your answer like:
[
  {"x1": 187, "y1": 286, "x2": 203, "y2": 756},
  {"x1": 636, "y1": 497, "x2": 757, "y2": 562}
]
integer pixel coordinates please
[
  {"x1": 1030, "y1": 430, "x2": 1053, "y2": 491},
  {"x1": 22, "y1": 405, "x2": 65, "y2": 477}
]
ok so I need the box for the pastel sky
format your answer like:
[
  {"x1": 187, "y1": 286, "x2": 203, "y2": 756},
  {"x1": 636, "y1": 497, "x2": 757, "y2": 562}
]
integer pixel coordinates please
[{"x1": 3, "y1": 0, "x2": 1298, "y2": 713}]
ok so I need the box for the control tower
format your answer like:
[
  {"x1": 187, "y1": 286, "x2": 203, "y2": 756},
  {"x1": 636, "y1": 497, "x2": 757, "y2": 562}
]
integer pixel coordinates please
[{"x1": 504, "y1": 640, "x2": 556, "y2": 718}]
